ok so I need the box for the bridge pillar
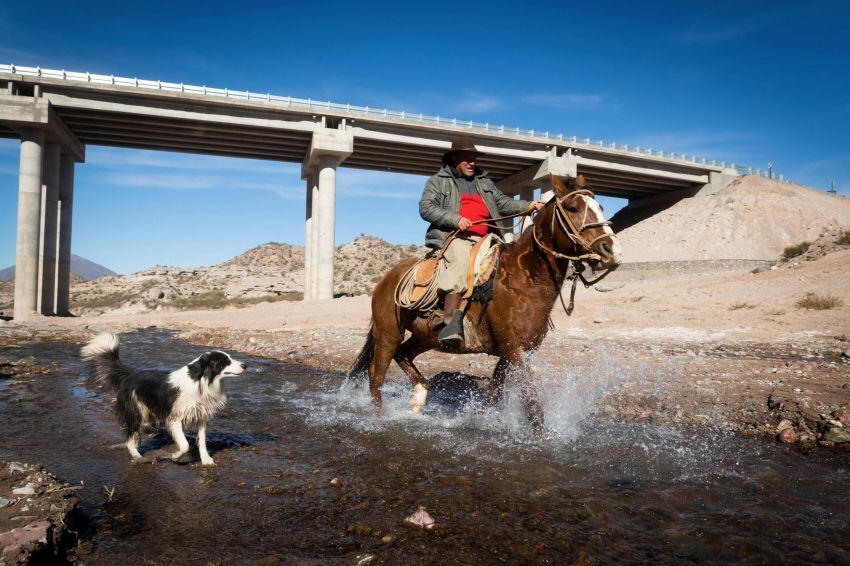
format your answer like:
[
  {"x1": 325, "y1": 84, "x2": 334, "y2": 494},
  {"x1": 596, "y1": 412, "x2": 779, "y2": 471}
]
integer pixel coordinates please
[
  {"x1": 519, "y1": 186, "x2": 535, "y2": 234},
  {"x1": 302, "y1": 126, "x2": 353, "y2": 300},
  {"x1": 55, "y1": 152, "x2": 75, "y2": 315},
  {"x1": 310, "y1": 177, "x2": 320, "y2": 300},
  {"x1": 303, "y1": 174, "x2": 313, "y2": 301},
  {"x1": 38, "y1": 142, "x2": 61, "y2": 315},
  {"x1": 316, "y1": 156, "x2": 338, "y2": 299},
  {"x1": 13, "y1": 129, "x2": 45, "y2": 321}
]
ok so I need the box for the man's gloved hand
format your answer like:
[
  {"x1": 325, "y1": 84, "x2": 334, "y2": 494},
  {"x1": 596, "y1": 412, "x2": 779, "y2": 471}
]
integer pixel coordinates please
[{"x1": 457, "y1": 217, "x2": 473, "y2": 231}]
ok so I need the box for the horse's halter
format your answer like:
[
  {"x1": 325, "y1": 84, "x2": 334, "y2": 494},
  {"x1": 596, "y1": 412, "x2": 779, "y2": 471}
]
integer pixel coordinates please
[
  {"x1": 531, "y1": 188, "x2": 612, "y2": 262},
  {"x1": 531, "y1": 187, "x2": 615, "y2": 316}
]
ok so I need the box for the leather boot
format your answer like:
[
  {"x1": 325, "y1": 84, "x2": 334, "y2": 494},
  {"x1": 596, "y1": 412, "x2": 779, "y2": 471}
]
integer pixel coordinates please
[{"x1": 438, "y1": 293, "x2": 465, "y2": 343}]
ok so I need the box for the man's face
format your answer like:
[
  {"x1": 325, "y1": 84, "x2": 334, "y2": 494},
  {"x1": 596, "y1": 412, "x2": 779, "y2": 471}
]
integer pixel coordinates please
[{"x1": 453, "y1": 152, "x2": 477, "y2": 177}]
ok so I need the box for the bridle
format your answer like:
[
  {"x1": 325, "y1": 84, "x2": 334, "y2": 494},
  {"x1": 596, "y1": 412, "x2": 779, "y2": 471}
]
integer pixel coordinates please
[
  {"x1": 531, "y1": 188, "x2": 616, "y2": 315},
  {"x1": 531, "y1": 188, "x2": 611, "y2": 263}
]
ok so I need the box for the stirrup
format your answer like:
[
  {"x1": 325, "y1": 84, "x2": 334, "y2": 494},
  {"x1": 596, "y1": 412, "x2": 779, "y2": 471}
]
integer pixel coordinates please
[{"x1": 438, "y1": 310, "x2": 465, "y2": 343}]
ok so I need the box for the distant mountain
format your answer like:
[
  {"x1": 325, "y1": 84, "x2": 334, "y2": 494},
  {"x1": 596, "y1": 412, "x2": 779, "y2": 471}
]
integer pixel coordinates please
[{"x1": 0, "y1": 255, "x2": 117, "y2": 282}]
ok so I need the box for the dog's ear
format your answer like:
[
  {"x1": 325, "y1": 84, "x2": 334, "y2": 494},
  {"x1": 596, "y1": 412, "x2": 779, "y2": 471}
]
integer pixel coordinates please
[{"x1": 188, "y1": 353, "x2": 211, "y2": 381}]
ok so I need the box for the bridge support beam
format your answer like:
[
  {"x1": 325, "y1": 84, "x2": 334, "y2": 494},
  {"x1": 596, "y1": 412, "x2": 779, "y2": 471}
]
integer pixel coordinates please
[
  {"x1": 38, "y1": 142, "x2": 61, "y2": 315},
  {"x1": 497, "y1": 153, "x2": 574, "y2": 237},
  {"x1": 303, "y1": 174, "x2": 313, "y2": 301},
  {"x1": 55, "y1": 153, "x2": 75, "y2": 315},
  {"x1": 626, "y1": 170, "x2": 739, "y2": 211},
  {"x1": 13, "y1": 129, "x2": 45, "y2": 321},
  {"x1": 301, "y1": 126, "x2": 353, "y2": 301},
  {"x1": 310, "y1": 177, "x2": 320, "y2": 300}
]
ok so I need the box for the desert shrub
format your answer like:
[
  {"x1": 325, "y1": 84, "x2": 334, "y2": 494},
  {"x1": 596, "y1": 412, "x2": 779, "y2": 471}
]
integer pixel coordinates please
[
  {"x1": 230, "y1": 292, "x2": 301, "y2": 307},
  {"x1": 782, "y1": 241, "x2": 810, "y2": 260},
  {"x1": 729, "y1": 302, "x2": 756, "y2": 311},
  {"x1": 167, "y1": 291, "x2": 230, "y2": 310},
  {"x1": 76, "y1": 291, "x2": 136, "y2": 309},
  {"x1": 168, "y1": 291, "x2": 301, "y2": 311},
  {"x1": 795, "y1": 293, "x2": 844, "y2": 310},
  {"x1": 837, "y1": 230, "x2": 850, "y2": 245}
]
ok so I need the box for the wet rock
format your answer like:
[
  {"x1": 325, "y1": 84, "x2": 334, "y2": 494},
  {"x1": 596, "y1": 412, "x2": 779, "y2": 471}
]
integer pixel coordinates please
[
  {"x1": 7, "y1": 462, "x2": 28, "y2": 475},
  {"x1": 329, "y1": 477, "x2": 340, "y2": 487},
  {"x1": 842, "y1": 348, "x2": 850, "y2": 358},
  {"x1": 12, "y1": 484, "x2": 35, "y2": 496},
  {"x1": 777, "y1": 427, "x2": 797, "y2": 444},
  {"x1": 776, "y1": 419, "x2": 793, "y2": 432},
  {"x1": 404, "y1": 506, "x2": 436, "y2": 531},
  {"x1": 147, "y1": 287, "x2": 165, "y2": 300},
  {"x1": 822, "y1": 427, "x2": 850, "y2": 443},
  {"x1": 0, "y1": 521, "x2": 51, "y2": 557},
  {"x1": 843, "y1": 383, "x2": 850, "y2": 390},
  {"x1": 0, "y1": 497, "x2": 9, "y2": 507}
]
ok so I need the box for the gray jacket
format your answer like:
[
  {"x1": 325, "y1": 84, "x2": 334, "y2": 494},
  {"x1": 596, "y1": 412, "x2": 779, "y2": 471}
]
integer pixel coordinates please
[{"x1": 419, "y1": 165, "x2": 530, "y2": 249}]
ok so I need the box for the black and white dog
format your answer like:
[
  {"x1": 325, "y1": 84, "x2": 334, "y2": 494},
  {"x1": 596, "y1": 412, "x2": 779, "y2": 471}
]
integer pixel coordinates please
[{"x1": 81, "y1": 332, "x2": 246, "y2": 466}]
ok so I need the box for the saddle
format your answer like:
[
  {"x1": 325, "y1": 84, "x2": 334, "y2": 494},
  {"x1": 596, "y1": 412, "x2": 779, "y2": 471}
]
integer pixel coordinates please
[{"x1": 396, "y1": 234, "x2": 504, "y2": 313}]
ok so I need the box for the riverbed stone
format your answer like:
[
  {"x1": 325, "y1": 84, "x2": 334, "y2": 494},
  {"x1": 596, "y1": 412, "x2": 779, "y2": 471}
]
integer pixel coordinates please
[
  {"x1": 0, "y1": 521, "x2": 51, "y2": 558},
  {"x1": 822, "y1": 427, "x2": 850, "y2": 443},
  {"x1": 12, "y1": 484, "x2": 35, "y2": 496},
  {"x1": 404, "y1": 506, "x2": 436, "y2": 530},
  {"x1": 777, "y1": 427, "x2": 797, "y2": 444}
]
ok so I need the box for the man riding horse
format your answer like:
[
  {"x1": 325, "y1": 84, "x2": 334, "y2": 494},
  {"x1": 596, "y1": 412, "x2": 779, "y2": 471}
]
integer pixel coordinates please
[{"x1": 420, "y1": 136, "x2": 544, "y2": 343}]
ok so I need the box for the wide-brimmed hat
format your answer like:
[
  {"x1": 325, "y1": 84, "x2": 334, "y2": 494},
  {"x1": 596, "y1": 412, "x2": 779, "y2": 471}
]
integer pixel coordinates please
[{"x1": 442, "y1": 136, "x2": 482, "y2": 164}]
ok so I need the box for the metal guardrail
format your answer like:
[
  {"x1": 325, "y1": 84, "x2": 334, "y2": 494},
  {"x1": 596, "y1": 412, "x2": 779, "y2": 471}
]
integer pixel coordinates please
[{"x1": 1, "y1": 63, "x2": 789, "y2": 182}]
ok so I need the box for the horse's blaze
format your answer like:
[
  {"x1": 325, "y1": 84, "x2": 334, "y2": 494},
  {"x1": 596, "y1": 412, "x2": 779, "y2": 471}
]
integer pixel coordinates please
[{"x1": 583, "y1": 195, "x2": 622, "y2": 267}]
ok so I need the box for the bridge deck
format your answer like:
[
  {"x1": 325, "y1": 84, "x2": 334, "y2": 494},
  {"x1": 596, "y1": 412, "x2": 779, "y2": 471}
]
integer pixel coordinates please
[{"x1": 0, "y1": 66, "x2": 739, "y2": 198}]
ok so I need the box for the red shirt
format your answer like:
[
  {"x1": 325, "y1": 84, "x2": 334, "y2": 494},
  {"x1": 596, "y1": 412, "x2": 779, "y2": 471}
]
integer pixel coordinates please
[{"x1": 460, "y1": 194, "x2": 491, "y2": 237}]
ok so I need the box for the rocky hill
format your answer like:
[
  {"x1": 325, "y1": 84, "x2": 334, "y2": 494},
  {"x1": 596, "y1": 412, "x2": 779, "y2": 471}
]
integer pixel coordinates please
[
  {"x1": 0, "y1": 237, "x2": 426, "y2": 316},
  {"x1": 612, "y1": 176, "x2": 850, "y2": 262}
]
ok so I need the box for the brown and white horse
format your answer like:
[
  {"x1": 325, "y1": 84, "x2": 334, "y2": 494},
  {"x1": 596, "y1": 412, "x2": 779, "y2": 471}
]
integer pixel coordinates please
[{"x1": 349, "y1": 175, "x2": 622, "y2": 429}]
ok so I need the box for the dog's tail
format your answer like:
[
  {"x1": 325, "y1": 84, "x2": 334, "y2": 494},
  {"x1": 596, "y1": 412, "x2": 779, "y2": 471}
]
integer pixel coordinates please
[
  {"x1": 80, "y1": 332, "x2": 129, "y2": 389},
  {"x1": 347, "y1": 325, "x2": 375, "y2": 381}
]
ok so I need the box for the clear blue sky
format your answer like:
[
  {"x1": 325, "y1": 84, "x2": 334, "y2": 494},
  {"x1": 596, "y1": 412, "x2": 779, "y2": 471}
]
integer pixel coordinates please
[{"x1": 1, "y1": 1, "x2": 848, "y2": 274}]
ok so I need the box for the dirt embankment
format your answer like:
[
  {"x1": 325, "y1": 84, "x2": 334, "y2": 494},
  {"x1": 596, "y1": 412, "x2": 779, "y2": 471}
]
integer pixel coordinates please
[{"x1": 612, "y1": 176, "x2": 850, "y2": 262}]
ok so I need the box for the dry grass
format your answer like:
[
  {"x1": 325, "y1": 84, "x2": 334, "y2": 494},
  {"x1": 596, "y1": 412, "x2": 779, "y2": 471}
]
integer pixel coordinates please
[
  {"x1": 837, "y1": 230, "x2": 850, "y2": 245},
  {"x1": 795, "y1": 292, "x2": 844, "y2": 310},
  {"x1": 167, "y1": 291, "x2": 301, "y2": 311},
  {"x1": 782, "y1": 241, "x2": 811, "y2": 260},
  {"x1": 75, "y1": 291, "x2": 137, "y2": 309},
  {"x1": 729, "y1": 302, "x2": 756, "y2": 311}
]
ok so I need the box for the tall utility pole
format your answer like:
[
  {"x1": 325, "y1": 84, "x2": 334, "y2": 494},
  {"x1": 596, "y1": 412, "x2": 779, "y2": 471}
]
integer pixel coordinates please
[{"x1": 829, "y1": 180, "x2": 837, "y2": 194}]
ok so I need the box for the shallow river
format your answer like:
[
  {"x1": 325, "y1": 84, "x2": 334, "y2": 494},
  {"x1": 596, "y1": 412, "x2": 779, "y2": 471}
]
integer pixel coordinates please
[{"x1": 1, "y1": 330, "x2": 849, "y2": 564}]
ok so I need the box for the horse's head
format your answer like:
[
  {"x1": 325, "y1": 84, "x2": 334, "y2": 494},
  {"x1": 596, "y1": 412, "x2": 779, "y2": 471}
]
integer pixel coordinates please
[{"x1": 546, "y1": 175, "x2": 622, "y2": 270}]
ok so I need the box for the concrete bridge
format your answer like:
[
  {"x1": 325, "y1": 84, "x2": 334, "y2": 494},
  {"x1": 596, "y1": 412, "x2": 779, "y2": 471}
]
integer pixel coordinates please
[{"x1": 1, "y1": 65, "x2": 776, "y2": 319}]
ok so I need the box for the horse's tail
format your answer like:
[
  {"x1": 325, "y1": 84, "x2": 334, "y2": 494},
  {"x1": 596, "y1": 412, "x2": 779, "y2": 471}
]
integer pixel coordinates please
[{"x1": 347, "y1": 325, "x2": 375, "y2": 381}]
